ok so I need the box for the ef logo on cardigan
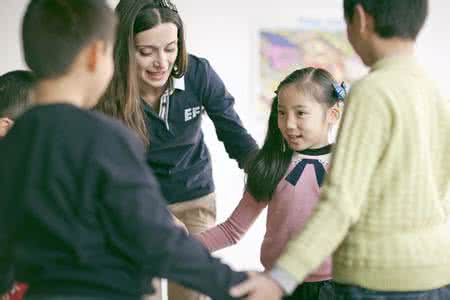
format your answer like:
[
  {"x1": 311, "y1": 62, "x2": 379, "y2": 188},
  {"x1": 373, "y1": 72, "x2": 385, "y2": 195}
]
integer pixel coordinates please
[{"x1": 185, "y1": 106, "x2": 202, "y2": 121}]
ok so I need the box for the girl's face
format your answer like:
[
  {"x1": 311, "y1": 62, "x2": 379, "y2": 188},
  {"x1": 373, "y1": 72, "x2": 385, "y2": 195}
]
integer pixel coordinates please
[
  {"x1": 134, "y1": 23, "x2": 178, "y2": 92},
  {"x1": 277, "y1": 84, "x2": 337, "y2": 152}
]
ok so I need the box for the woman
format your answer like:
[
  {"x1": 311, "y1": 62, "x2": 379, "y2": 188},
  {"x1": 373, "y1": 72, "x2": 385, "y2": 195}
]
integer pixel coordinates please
[{"x1": 96, "y1": 1, "x2": 258, "y2": 299}]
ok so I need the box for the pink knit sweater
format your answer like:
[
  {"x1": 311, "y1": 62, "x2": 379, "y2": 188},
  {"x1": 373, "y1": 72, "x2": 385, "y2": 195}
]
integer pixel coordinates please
[{"x1": 196, "y1": 148, "x2": 333, "y2": 282}]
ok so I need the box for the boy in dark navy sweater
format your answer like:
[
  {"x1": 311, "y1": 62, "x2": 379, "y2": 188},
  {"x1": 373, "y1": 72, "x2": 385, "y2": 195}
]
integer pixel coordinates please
[{"x1": 0, "y1": 1, "x2": 246, "y2": 299}]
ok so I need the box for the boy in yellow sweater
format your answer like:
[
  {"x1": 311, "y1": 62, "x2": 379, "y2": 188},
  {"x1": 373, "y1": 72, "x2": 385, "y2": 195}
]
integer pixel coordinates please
[{"x1": 230, "y1": 0, "x2": 450, "y2": 299}]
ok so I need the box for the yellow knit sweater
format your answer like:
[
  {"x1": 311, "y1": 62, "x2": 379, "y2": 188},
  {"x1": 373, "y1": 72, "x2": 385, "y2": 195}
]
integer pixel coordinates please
[{"x1": 277, "y1": 55, "x2": 450, "y2": 291}]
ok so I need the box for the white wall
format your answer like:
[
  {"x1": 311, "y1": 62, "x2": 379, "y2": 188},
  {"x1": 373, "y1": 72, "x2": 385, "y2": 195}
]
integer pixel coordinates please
[
  {"x1": 1, "y1": 0, "x2": 449, "y2": 272},
  {"x1": 0, "y1": 1, "x2": 28, "y2": 73}
]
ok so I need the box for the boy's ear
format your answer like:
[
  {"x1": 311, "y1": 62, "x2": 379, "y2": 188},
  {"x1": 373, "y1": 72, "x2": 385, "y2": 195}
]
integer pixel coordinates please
[
  {"x1": 0, "y1": 117, "x2": 14, "y2": 127},
  {"x1": 86, "y1": 41, "x2": 105, "y2": 73},
  {"x1": 354, "y1": 4, "x2": 375, "y2": 37},
  {"x1": 0, "y1": 117, "x2": 14, "y2": 137}
]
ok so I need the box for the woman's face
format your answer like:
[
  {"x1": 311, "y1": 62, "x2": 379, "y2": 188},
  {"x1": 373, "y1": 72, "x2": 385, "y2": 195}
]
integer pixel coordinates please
[{"x1": 134, "y1": 23, "x2": 178, "y2": 92}]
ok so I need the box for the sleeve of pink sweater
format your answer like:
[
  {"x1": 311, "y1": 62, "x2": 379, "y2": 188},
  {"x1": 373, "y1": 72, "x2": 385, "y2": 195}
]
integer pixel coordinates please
[{"x1": 195, "y1": 192, "x2": 267, "y2": 252}]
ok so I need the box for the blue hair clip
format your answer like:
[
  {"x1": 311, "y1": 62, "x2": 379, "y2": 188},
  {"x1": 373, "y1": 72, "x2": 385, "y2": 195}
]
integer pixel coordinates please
[{"x1": 333, "y1": 82, "x2": 347, "y2": 101}]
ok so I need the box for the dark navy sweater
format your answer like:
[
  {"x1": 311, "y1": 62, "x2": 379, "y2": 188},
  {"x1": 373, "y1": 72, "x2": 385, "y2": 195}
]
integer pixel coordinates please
[
  {"x1": 0, "y1": 104, "x2": 246, "y2": 299},
  {"x1": 144, "y1": 54, "x2": 258, "y2": 204}
]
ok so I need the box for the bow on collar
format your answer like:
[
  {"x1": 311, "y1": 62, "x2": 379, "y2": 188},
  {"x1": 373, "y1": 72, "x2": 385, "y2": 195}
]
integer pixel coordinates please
[{"x1": 285, "y1": 159, "x2": 326, "y2": 187}]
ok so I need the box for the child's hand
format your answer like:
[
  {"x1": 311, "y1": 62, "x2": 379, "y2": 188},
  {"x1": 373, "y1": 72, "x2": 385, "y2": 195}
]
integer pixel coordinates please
[
  {"x1": 230, "y1": 271, "x2": 283, "y2": 300},
  {"x1": 1, "y1": 294, "x2": 10, "y2": 300}
]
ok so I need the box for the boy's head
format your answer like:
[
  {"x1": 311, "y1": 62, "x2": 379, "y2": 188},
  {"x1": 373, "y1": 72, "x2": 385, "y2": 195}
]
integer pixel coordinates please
[
  {"x1": 22, "y1": 0, "x2": 117, "y2": 107},
  {"x1": 343, "y1": 0, "x2": 428, "y2": 65},
  {"x1": 0, "y1": 70, "x2": 35, "y2": 138}
]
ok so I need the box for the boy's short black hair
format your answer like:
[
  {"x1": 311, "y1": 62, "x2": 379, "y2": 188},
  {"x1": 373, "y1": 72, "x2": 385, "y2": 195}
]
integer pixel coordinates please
[
  {"x1": 343, "y1": 0, "x2": 428, "y2": 40},
  {"x1": 0, "y1": 70, "x2": 35, "y2": 119},
  {"x1": 22, "y1": 0, "x2": 117, "y2": 79}
]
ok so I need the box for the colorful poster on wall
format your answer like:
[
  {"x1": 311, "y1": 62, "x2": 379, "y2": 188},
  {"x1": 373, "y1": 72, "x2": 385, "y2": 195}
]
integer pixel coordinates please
[{"x1": 258, "y1": 18, "x2": 366, "y2": 115}]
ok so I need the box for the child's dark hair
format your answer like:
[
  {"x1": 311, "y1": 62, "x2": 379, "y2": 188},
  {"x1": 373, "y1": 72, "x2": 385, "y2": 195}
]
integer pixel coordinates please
[
  {"x1": 0, "y1": 70, "x2": 35, "y2": 119},
  {"x1": 246, "y1": 67, "x2": 344, "y2": 202},
  {"x1": 22, "y1": 0, "x2": 117, "y2": 79},
  {"x1": 344, "y1": 0, "x2": 428, "y2": 40}
]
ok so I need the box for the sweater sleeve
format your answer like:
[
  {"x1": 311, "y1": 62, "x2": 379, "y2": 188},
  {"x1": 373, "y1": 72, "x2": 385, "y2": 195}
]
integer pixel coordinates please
[
  {"x1": 0, "y1": 199, "x2": 14, "y2": 295},
  {"x1": 196, "y1": 192, "x2": 267, "y2": 252},
  {"x1": 95, "y1": 127, "x2": 246, "y2": 300},
  {"x1": 0, "y1": 141, "x2": 17, "y2": 294},
  {"x1": 275, "y1": 80, "x2": 392, "y2": 282},
  {"x1": 197, "y1": 57, "x2": 258, "y2": 168}
]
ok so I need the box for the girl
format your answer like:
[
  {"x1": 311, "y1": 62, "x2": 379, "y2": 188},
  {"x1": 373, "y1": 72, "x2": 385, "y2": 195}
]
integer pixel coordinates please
[
  {"x1": 95, "y1": 1, "x2": 258, "y2": 299},
  {"x1": 196, "y1": 67, "x2": 345, "y2": 300}
]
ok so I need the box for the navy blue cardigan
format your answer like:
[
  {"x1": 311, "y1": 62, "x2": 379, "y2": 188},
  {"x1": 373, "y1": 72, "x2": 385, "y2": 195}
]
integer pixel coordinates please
[{"x1": 144, "y1": 54, "x2": 258, "y2": 204}]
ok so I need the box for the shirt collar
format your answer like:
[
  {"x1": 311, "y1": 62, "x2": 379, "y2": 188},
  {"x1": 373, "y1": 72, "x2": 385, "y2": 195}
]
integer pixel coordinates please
[
  {"x1": 371, "y1": 54, "x2": 417, "y2": 72},
  {"x1": 171, "y1": 76, "x2": 185, "y2": 94}
]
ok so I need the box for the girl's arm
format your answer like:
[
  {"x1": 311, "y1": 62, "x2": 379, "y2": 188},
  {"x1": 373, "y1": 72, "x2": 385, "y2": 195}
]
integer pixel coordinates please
[{"x1": 195, "y1": 192, "x2": 267, "y2": 252}]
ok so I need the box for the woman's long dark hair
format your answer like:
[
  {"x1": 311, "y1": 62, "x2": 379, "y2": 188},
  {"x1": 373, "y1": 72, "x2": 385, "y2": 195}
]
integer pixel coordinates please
[
  {"x1": 246, "y1": 67, "x2": 344, "y2": 202},
  {"x1": 95, "y1": 0, "x2": 188, "y2": 145}
]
